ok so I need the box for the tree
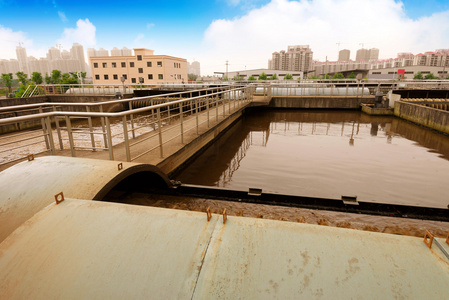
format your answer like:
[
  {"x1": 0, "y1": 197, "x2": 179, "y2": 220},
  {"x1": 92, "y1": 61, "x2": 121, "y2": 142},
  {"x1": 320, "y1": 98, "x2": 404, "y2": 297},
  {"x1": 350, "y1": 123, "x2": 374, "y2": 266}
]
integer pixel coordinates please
[
  {"x1": 332, "y1": 73, "x2": 345, "y2": 79},
  {"x1": 222, "y1": 76, "x2": 228, "y2": 81},
  {"x1": 16, "y1": 72, "x2": 28, "y2": 85},
  {"x1": 248, "y1": 75, "x2": 256, "y2": 81},
  {"x1": 269, "y1": 73, "x2": 278, "y2": 80},
  {"x1": 188, "y1": 73, "x2": 198, "y2": 81},
  {"x1": 322, "y1": 74, "x2": 330, "y2": 79},
  {"x1": 258, "y1": 72, "x2": 268, "y2": 80},
  {"x1": 283, "y1": 73, "x2": 293, "y2": 80},
  {"x1": 45, "y1": 73, "x2": 51, "y2": 84},
  {"x1": 348, "y1": 72, "x2": 356, "y2": 79},
  {"x1": 50, "y1": 70, "x2": 62, "y2": 84},
  {"x1": 414, "y1": 72, "x2": 423, "y2": 80},
  {"x1": 31, "y1": 72, "x2": 43, "y2": 84},
  {"x1": 425, "y1": 73, "x2": 437, "y2": 80},
  {"x1": 0, "y1": 73, "x2": 14, "y2": 94}
]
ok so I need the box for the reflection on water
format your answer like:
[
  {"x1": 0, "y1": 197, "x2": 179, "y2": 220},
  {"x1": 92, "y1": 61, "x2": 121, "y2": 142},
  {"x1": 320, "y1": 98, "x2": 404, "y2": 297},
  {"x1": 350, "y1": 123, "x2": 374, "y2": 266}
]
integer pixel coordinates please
[{"x1": 175, "y1": 110, "x2": 449, "y2": 208}]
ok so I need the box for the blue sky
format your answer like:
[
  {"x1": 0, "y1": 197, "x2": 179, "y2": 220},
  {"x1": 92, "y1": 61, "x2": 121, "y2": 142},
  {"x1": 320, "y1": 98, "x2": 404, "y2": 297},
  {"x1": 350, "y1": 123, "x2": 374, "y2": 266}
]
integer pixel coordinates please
[{"x1": 1, "y1": 0, "x2": 449, "y2": 75}]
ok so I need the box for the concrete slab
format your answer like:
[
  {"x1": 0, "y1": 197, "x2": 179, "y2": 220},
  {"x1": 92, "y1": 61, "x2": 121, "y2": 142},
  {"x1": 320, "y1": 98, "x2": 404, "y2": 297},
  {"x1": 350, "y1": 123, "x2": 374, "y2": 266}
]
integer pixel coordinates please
[
  {"x1": 1, "y1": 199, "x2": 448, "y2": 299},
  {"x1": 0, "y1": 156, "x2": 170, "y2": 243}
]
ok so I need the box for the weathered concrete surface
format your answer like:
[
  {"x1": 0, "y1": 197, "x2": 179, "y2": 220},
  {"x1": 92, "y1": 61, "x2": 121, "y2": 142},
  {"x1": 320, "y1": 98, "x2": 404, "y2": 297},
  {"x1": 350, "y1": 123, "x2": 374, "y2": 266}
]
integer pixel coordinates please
[
  {"x1": 269, "y1": 96, "x2": 375, "y2": 109},
  {"x1": 0, "y1": 156, "x2": 171, "y2": 243},
  {"x1": 1, "y1": 199, "x2": 448, "y2": 299},
  {"x1": 394, "y1": 101, "x2": 449, "y2": 135},
  {"x1": 361, "y1": 103, "x2": 394, "y2": 115}
]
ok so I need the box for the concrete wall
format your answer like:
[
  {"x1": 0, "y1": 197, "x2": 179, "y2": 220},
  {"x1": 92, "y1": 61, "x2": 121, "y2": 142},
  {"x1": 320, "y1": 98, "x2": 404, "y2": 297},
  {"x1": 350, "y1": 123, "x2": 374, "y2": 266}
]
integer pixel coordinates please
[
  {"x1": 269, "y1": 96, "x2": 375, "y2": 109},
  {"x1": 394, "y1": 101, "x2": 449, "y2": 134}
]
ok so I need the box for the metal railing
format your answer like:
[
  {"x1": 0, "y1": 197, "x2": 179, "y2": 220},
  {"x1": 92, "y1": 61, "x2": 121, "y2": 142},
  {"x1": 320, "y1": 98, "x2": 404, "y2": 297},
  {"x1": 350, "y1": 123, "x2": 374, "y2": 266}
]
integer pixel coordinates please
[{"x1": 0, "y1": 86, "x2": 252, "y2": 166}]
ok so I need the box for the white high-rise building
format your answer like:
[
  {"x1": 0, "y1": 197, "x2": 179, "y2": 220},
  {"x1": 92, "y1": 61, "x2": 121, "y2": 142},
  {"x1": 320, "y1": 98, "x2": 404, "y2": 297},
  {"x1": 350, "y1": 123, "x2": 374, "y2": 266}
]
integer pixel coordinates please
[
  {"x1": 16, "y1": 46, "x2": 29, "y2": 74},
  {"x1": 188, "y1": 61, "x2": 201, "y2": 76}
]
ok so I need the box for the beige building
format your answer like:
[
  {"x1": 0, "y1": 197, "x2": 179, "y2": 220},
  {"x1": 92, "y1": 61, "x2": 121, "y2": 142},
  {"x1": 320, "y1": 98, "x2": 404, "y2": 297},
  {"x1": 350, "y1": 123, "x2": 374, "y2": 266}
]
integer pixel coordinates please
[
  {"x1": 338, "y1": 49, "x2": 350, "y2": 61},
  {"x1": 89, "y1": 48, "x2": 187, "y2": 85},
  {"x1": 268, "y1": 45, "x2": 313, "y2": 72}
]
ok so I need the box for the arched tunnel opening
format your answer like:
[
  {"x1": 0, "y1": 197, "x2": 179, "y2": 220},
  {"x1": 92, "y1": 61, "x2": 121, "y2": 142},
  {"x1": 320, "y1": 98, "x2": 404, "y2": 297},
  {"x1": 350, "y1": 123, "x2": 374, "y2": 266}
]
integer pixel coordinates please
[{"x1": 99, "y1": 170, "x2": 174, "y2": 205}]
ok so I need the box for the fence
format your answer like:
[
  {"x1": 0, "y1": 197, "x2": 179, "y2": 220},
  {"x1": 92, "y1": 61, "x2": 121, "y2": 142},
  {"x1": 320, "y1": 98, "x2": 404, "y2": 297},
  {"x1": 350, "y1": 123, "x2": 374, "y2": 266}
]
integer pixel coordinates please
[{"x1": 0, "y1": 86, "x2": 252, "y2": 167}]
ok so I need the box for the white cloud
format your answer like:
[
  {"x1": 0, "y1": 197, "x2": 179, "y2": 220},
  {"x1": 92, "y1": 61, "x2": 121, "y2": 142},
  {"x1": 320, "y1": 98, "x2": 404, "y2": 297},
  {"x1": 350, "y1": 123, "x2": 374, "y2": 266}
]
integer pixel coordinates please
[
  {"x1": 57, "y1": 18, "x2": 96, "y2": 49},
  {"x1": 0, "y1": 26, "x2": 33, "y2": 59},
  {"x1": 146, "y1": 23, "x2": 155, "y2": 30},
  {"x1": 58, "y1": 11, "x2": 68, "y2": 22},
  {"x1": 199, "y1": 0, "x2": 449, "y2": 75},
  {"x1": 134, "y1": 33, "x2": 145, "y2": 45}
]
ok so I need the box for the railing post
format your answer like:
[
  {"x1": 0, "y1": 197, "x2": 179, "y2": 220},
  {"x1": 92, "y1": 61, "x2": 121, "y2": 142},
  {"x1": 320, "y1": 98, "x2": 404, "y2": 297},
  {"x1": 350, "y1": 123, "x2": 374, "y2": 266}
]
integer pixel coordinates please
[
  {"x1": 206, "y1": 96, "x2": 210, "y2": 127},
  {"x1": 45, "y1": 116, "x2": 55, "y2": 155},
  {"x1": 216, "y1": 95, "x2": 219, "y2": 121},
  {"x1": 65, "y1": 116, "x2": 76, "y2": 157},
  {"x1": 86, "y1": 106, "x2": 96, "y2": 151},
  {"x1": 122, "y1": 115, "x2": 131, "y2": 162},
  {"x1": 362, "y1": 82, "x2": 365, "y2": 97},
  {"x1": 195, "y1": 98, "x2": 199, "y2": 135},
  {"x1": 39, "y1": 107, "x2": 50, "y2": 150},
  {"x1": 167, "y1": 96, "x2": 171, "y2": 123},
  {"x1": 53, "y1": 107, "x2": 64, "y2": 150},
  {"x1": 179, "y1": 102, "x2": 184, "y2": 144},
  {"x1": 128, "y1": 102, "x2": 136, "y2": 139},
  {"x1": 99, "y1": 106, "x2": 108, "y2": 148},
  {"x1": 105, "y1": 117, "x2": 114, "y2": 160},
  {"x1": 157, "y1": 108, "x2": 164, "y2": 157},
  {"x1": 223, "y1": 92, "x2": 226, "y2": 117}
]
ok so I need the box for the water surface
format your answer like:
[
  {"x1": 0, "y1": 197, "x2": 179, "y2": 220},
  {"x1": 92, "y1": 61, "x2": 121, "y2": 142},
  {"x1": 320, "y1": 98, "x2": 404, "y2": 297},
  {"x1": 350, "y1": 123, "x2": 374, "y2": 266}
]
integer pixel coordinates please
[{"x1": 176, "y1": 110, "x2": 449, "y2": 208}]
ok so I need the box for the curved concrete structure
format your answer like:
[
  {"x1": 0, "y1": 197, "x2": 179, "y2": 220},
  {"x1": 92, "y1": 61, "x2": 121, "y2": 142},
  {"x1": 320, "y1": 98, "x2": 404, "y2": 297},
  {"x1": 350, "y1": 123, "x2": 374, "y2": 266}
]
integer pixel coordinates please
[
  {"x1": 0, "y1": 156, "x2": 172, "y2": 243},
  {"x1": 1, "y1": 199, "x2": 448, "y2": 299}
]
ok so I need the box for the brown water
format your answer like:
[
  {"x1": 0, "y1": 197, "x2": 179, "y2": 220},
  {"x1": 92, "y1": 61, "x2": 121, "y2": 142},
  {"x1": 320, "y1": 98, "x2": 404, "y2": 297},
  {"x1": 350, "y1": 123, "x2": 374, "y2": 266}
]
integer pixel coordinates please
[{"x1": 175, "y1": 110, "x2": 449, "y2": 209}]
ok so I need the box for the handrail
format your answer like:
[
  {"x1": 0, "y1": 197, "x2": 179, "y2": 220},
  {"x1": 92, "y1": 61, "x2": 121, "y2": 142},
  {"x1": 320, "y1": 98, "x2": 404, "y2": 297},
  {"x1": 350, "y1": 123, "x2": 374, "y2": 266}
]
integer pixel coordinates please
[
  {"x1": 0, "y1": 88, "x2": 246, "y2": 126},
  {"x1": 0, "y1": 86, "x2": 233, "y2": 113}
]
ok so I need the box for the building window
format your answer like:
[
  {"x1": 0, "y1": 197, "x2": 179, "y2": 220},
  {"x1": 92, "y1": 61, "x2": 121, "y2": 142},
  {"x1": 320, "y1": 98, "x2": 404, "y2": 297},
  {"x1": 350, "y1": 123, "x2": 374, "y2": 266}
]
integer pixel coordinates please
[
  {"x1": 122, "y1": 74, "x2": 127, "y2": 79},
  {"x1": 104, "y1": 74, "x2": 109, "y2": 80},
  {"x1": 112, "y1": 62, "x2": 116, "y2": 68},
  {"x1": 94, "y1": 63, "x2": 98, "y2": 68},
  {"x1": 131, "y1": 78, "x2": 136, "y2": 83},
  {"x1": 121, "y1": 62, "x2": 126, "y2": 68},
  {"x1": 147, "y1": 61, "x2": 152, "y2": 67},
  {"x1": 137, "y1": 55, "x2": 142, "y2": 61},
  {"x1": 148, "y1": 74, "x2": 153, "y2": 80},
  {"x1": 158, "y1": 74, "x2": 163, "y2": 80},
  {"x1": 138, "y1": 68, "x2": 143, "y2": 73},
  {"x1": 102, "y1": 63, "x2": 107, "y2": 68},
  {"x1": 139, "y1": 77, "x2": 144, "y2": 83},
  {"x1": 130, "y1": 62, "x2": 135, "y2": 67},
  {"x1": 157, "y1": 61, "x2": 162, "y2": 67},
  {"x1": 95, "y1": 74, "x2": 99, "y2": 79},
  {"x1": 113, "y1": 74, "x2": 118, "y2": 80}
]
